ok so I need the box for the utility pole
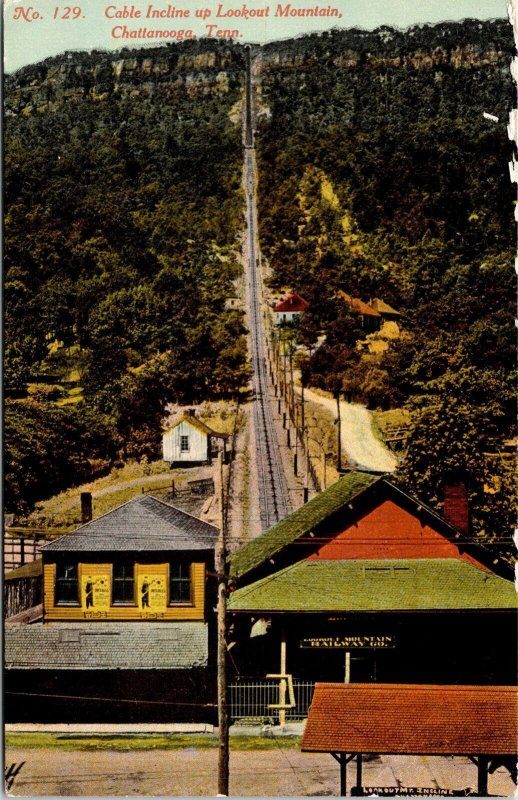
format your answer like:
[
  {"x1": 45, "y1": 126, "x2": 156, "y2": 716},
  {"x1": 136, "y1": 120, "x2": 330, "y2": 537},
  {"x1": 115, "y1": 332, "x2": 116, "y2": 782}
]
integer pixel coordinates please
[
  {"x1": 300, "y1": 378, "x2": 305, "y2": 436},
  {"x1": 216, "y1": 452, "x2": 229, "y2": 796},
  {"x1": 335, "y1": 390, "x2": 342, "y2": 473}
]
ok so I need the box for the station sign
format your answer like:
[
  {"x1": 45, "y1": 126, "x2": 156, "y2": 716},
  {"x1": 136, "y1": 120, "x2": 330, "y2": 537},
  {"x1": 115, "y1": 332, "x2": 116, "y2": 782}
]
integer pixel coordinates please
[
  {"x1": 300, "y1": 635, "x2": 396, "y2": 649},
  {"x1": 355, "y1": 788, "x2": 473, "y2": 797}
]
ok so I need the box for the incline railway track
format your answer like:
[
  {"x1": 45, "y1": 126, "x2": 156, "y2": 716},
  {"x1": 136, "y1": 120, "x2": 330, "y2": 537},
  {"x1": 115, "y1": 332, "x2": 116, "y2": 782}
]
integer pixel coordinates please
[{"x1": 244, "y1": 48, "x2": 290, "y2": 530}]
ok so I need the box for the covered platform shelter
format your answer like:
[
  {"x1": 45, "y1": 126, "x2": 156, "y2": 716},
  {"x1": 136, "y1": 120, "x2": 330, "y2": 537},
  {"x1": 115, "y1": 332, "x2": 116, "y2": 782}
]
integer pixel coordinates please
[{"x1": 301, "y1": 683, "x2": 518, "y2": 796}]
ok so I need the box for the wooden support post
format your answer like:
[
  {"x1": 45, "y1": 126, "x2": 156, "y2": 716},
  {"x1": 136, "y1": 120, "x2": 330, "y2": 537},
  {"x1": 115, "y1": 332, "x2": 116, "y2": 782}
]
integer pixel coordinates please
[
  {"x1": 336, "y1": 392, "x2": 342, "y2": 473},
  {"x1": 279, "y1": 637, "x2": 287, "y2": 726},
  {"x1": 356, "y1": 754, "x2": 363, "y2": 796},
  {"x1": 287, "y1": 429, "x2": 291, "y2": 447},
  {"x1": 477, "y1": 755, "x2": 489, "y2": 796},
  {"x1": 294, "y1": 452, "x2": 298, "y2": 476},
  {"x1": 344, "y1": 651, "x2": 351, "y2": 683},
  {"x1": 340, "y1": 753, "x2": 347, "y2": 797},
  {"x1": 301, "y1": 383, "x2": 305, "y2": 435}
]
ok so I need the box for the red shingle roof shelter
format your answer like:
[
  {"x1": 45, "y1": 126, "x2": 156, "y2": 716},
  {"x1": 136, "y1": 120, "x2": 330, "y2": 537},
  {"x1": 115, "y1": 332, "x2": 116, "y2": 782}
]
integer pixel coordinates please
[{"x1": 301, "y1": 683, "x2": 518, "y2": 796}]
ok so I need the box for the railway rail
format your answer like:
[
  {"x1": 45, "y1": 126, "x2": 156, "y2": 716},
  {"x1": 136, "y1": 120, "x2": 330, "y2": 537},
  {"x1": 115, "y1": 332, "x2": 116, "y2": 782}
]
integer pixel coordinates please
[{"x1": 244, "y1": 49, "x2": 290, "y2": 530}]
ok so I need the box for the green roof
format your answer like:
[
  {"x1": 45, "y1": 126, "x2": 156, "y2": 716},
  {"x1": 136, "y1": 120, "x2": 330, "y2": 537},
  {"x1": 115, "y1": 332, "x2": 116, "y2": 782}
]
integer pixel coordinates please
[
  {"x1": 229, "y1": 472, "x2": 380, "y2": 579},
  {"x1": 227, "y1": 559, "x2": 517, "y2": 612}
]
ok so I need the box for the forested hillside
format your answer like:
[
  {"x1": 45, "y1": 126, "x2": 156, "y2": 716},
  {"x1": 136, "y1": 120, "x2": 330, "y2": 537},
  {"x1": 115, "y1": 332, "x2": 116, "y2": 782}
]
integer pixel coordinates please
[
  {"x1": 5, "y1": 41, "x2": 249, "y2": 513},
  {"x1": 256, "y1": 19, "x2": 515, "y2": 542},
  {"x1": 4, "y1": 21, "x2": 516, "y2": 544}
]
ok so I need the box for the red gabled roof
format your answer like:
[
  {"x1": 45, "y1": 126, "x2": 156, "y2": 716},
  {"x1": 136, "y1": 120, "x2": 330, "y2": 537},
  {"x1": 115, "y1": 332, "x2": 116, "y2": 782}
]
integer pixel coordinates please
[
  {"x1": 274, "y1": 291, "x2": 310, "y2": 313},
  {"x1": 337, "y1": 291, "x2": 381, "y2": 317},
  {"x1": 302, "y1": 683, "x2": 518, "y2": 756}
]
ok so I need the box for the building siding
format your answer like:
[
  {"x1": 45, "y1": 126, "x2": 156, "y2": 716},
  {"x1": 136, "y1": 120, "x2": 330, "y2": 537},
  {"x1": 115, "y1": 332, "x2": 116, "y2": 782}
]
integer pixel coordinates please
[
  {"x1": 307, "y1": 500, "x2": 486, "y2": 570},
  {"x1": 44, "y1": 562, "x2": 206, "y2": 622},
  {"x1": 163, "y1": 420, "x2": 208, "y2": 462}
]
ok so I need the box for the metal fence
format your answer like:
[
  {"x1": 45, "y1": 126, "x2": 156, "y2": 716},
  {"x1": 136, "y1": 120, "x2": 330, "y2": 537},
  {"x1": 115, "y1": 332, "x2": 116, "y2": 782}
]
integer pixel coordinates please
[{"x1": 229, "y1": 680, "x2": 315, "y2": 723}]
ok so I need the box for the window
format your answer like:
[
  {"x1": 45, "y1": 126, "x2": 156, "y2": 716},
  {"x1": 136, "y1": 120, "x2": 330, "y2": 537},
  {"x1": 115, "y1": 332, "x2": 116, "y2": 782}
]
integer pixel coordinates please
[
  {"x1": 55, "y1": 563, "x2": 79, "y2": 605},
  {"x1": 112, "y1": 561, "x2": 135, "y2": 604},
  {"x1": 180, "y1": 435, "x2": 189, "y2": 452},
  {"x1": 169, "y1": 563, "x2": 191, "y2": 603}
]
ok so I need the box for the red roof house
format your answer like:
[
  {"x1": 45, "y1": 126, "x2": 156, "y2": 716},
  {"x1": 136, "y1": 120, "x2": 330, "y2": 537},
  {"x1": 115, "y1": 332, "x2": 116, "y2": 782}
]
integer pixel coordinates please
[
  {"x1": 337, "y1": 291, "x2": 381, "y2": 331},
  {"x1": 273, "y1": 291, "x2": 309, "y2": 324}
]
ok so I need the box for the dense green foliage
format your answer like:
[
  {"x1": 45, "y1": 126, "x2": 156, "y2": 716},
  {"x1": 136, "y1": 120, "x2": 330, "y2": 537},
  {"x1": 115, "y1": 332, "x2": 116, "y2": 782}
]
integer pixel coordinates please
[
  {"x1": 4, "y1": 400, "x2": 119, "y2": 515},
  {"x1": 5, "y1": 42, "x2": 250, "y2": 511},
  {"x1": 257, "y1": 20, "x2": 515, "y2": 540}
]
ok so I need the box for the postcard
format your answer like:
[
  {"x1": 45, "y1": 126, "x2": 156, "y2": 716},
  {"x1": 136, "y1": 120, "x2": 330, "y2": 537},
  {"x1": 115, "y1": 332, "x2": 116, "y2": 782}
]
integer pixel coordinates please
[{"x1": 4, "y1": 0, "x2": 517, "y2": 795}]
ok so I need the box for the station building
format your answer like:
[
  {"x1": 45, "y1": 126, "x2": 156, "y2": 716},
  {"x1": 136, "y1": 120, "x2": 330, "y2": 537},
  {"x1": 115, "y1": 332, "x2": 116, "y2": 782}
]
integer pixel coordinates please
[{"x1": 227, "y1": 473, "x2": 516, "y2": 689}]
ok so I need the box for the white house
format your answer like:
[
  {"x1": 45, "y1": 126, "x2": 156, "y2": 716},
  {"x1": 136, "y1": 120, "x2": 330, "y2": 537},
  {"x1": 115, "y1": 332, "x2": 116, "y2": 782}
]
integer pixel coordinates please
[
  {"x1": 162, "y1": 410, "x2": 228, "y2": 466},
  {"x1": 272, "y1": 291, "x2": 309, "y2": 325}
]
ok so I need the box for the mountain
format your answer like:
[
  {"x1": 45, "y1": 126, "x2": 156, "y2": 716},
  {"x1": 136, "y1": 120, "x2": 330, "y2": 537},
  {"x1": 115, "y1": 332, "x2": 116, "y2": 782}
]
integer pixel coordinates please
[{"x1": 254, "y1": 19, "x2": 515, "y2": 542}]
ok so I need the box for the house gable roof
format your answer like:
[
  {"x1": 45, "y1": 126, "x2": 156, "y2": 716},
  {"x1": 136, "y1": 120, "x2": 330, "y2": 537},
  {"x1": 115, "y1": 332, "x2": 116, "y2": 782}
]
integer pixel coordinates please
[
  {"x1": 337, "y1": 291, "x2": 381, "y2": 318},
  {"x1": 40, "y1": 495, "x2": 218, "y2": 553},
  {"x1": 370, "y1": 297, "x2": 402, "y2": 317},
  {"x1": 274, "y1": 291, "x2": 310, "y2": 313},
  {"x1": 227, "y1": 558, "x2": 517, "y2": 613},
  {"x1": 229, "y1": 473, "x2": 509, "y2": 582},
  {"x1": 229, "y1": 472, "x2": 381, "y2": 579},
  {"x1": 164, "y1": 413, "x2": 228, "y2": 439}
]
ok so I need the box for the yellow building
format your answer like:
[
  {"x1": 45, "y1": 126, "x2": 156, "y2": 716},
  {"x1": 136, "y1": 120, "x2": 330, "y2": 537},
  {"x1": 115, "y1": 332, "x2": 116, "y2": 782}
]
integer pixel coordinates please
[
  {"x1": 5, "y1": 495, "x2": 219, "y2": 723},
  {"x1": 40, "y1": 494, "x2": 217, "y2": 622}
]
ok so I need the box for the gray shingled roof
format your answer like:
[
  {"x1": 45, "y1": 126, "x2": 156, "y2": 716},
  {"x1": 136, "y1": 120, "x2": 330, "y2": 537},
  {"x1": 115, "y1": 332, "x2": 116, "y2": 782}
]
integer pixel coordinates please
[
  {"x1": 41, "y1": 495, "x2": 218, "y2": 553},
  {"x1": 5, "y1": 622, "x2": 208, "y2": 670}
]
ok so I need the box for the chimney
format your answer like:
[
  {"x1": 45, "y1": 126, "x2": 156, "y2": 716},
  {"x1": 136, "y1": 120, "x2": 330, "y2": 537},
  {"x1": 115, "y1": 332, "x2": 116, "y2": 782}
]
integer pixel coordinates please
[
  {"x1": 81, "y1": 492, "x2": 93, "y2": 524},
  {"x1": 443, "y1": 481, "x2": 469, "y2": 535}
]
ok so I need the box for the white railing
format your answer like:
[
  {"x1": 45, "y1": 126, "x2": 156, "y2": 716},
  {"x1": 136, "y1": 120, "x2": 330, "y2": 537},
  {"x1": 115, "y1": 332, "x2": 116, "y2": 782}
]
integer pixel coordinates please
[{"x1": 229, "y1": 679, "x2": 315, "y2": 723}]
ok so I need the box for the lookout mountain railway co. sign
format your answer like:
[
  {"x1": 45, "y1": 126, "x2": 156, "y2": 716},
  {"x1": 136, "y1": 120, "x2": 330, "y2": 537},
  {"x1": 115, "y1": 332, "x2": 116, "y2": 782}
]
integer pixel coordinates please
[{"x1": 300, "y1": 635, "x2": 396, "y2": 649}]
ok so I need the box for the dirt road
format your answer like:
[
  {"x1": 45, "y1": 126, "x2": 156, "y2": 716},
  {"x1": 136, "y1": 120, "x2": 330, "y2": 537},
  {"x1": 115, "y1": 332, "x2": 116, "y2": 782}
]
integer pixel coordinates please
[
  {"x1": 6, "y1": 747, "x2": 515, "y2": 796},
  {"x1": 301, "y1": 387, "x2": 398, "y2": 474}
]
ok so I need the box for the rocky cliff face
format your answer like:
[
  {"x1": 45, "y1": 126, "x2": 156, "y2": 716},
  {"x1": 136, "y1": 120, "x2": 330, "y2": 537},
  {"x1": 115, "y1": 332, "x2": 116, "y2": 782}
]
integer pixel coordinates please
[
  {"x1": 5, "y1": 19, "x2": 512, "y2": 116},
  {"x1": 260, "y1": 46, "x2": 508, "y2": 71},
  {"x1": 5, "y1": 45, "x2": 244, "y2": 116},
  {"x1": 259, "y1": 19, "x2": 512, "y2": 71}
]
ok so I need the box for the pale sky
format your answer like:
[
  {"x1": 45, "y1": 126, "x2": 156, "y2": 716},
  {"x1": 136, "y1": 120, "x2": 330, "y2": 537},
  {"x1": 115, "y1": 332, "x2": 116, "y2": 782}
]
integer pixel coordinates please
[{"x1": 4, "y1": 0, "x2": 509, "y2": 73}]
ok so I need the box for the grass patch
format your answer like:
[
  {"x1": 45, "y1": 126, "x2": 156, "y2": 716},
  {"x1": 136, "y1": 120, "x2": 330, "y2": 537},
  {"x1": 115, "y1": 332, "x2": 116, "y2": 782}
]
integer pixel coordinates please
[
  {"x1": 5, "y1": 733, "x2": 300, "y2": 751},
  {"x1": 56, "y1": 386, "x2": 84, "y2": 407},
  {"x1": 23, "y1": 461, "x2": 184, "y2": 530}
]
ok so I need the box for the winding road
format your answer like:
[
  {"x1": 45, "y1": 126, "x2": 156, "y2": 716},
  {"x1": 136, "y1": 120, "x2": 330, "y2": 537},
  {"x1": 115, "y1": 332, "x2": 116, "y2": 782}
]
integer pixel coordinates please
[{"x1": 301, "y1": 386, "x2": 398, "y2": 474}]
